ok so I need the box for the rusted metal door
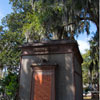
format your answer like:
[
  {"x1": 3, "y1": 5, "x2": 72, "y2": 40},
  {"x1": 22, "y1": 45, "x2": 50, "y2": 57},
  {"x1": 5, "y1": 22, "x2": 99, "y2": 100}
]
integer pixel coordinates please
[{"x1": 31, "y1": 65, "x2": 56, "y2": 100}]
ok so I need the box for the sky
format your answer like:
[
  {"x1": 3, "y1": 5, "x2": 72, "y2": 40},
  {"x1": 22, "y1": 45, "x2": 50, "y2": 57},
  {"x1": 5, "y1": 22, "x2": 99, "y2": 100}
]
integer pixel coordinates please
[
  {"x1": 0, "y1": 0, "x2": 97, "y2": 54},
  {"x1": 76, "y1": 22, "x2": 97, "y2": 54},
  {"x1": 0, "y1": 0, "x2": 13, "y2": 23}
]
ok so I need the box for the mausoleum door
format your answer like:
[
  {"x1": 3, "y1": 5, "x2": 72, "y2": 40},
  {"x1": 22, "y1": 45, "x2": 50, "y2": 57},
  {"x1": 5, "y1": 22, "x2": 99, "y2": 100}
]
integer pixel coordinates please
[{"x1": 30, "y1": 65, "x2": 56, "y2": 100}]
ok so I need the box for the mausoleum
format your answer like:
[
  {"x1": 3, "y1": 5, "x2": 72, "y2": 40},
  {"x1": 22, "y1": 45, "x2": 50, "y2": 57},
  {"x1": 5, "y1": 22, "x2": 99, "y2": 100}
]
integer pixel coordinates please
[{"x1": 19, "y1": 40, "x2": 83, "y2": 100}]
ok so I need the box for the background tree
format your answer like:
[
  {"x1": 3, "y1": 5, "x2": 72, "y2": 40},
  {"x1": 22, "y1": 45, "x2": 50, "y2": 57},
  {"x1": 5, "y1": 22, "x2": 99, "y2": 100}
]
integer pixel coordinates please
[
  {"x1": 28, "y1": 0, "x2": 99, "y2": 39},
  {"x1": 2, "y1": 0, "x2": 98, "y2": 41},
  {"x1": 82, "y1": 45, "x2": 99, "y2": 90},
  {"x1": 82, "y1": 50, "x2": 91, "y2": 85},
  {"x1": 0, "y1": 31, "x2": 24, "y2": 72}
]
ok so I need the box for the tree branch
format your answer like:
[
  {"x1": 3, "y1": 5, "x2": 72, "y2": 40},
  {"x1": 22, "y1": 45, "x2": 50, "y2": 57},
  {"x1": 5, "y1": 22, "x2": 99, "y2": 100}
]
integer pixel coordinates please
[{"x1": 77, "y1": 15, "x2": 93, "y2": 22}]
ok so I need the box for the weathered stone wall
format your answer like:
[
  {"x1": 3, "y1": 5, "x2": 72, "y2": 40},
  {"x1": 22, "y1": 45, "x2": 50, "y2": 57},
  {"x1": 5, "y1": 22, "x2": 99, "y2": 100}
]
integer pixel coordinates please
[{"x1": 74, "y1": 56, "x2": 83, "y2": 100}]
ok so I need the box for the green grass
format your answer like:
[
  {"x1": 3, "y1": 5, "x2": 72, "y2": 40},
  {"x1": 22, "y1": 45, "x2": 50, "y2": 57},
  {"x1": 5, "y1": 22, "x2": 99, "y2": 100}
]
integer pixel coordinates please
[{"x1": 83, "y1": 96, "x2": 91, "y2": 99}]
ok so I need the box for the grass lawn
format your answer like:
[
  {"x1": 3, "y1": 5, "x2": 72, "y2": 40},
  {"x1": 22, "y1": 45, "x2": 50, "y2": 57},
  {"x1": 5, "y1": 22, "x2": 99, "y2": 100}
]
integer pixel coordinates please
[{"x1": 83, "y1": 96, "x2": 91, "y2": 100}]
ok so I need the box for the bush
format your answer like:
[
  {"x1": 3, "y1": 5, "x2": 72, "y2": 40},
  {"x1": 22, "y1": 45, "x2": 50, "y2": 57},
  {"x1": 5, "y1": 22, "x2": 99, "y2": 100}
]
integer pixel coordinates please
[{"x1": 0, "y1": 72, "x2": 19, "y2": 100}]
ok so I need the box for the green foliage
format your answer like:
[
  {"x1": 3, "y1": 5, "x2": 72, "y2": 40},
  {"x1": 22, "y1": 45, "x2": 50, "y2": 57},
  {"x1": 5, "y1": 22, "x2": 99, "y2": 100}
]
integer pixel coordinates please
[
  {"x1": 0, "y1": 26, "x2": 3, "y2": 32},
  {"x1": 0, "y1": 32, "x2": 24, "y2": 71},
  {"x1": 82, "y1": 44, "x2": 99, "y2": 86},
  {"x1": 1, "y1": 13, "x2": 26, "y2": 33},
  {"x1": 23, "y1": 11, "x2": 45, "y2": 41},
  {"x1": 26, "y1": 0, "x2": 98, "y2": 39},
  {"x1": 1, "y1": 0, "x2": 98, "y2": 41},
  {"x1": 22, "y1": 1, "x2": 66, "y2": 40},
  {"x1": 9, "y1": 0, "x2": 31, "y2": 13},
  {"x1": 5, "y1": 74, "x2": 18, "y2": 97},
  {"x1": 89, "y1": 35, "x2": 99, "y2": 85},
  {"x1": 82, "y1": 50, "x2": 91, "y2": 84},
  {"x1": 0, "y1": 72, "x2": 19, "y2": 100}
]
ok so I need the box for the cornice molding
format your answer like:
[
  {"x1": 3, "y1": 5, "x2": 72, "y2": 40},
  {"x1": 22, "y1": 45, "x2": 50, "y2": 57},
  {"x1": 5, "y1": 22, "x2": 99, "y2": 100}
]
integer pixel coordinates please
[{"x1": 20, "y1": 40, "x2": 83, "y2": 64}]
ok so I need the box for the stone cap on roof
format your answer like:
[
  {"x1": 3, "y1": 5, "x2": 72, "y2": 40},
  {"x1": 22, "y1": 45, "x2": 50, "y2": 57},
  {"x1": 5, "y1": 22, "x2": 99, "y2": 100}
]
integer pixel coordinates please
[{"x1": 20, "y1": 39, "x2": 83, "y2": 64}]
